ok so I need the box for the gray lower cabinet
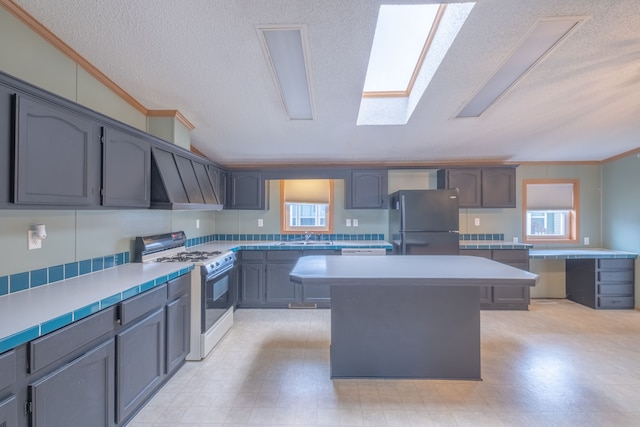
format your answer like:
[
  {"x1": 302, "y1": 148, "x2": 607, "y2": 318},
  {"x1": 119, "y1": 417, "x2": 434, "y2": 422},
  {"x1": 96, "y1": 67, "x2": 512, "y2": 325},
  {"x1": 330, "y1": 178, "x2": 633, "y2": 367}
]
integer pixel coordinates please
[
  {"x1": 345, "y1": 169, "x2": 388, "y2": 209},
  {"x1": 116, "y1": 308, "x2": 165, "y2": 424},
  {"x1": 239, "y1": 251, "x2": 266, "y2": 306},
  {"x1": 102, "y1": 126, "x2": 151, "y2": 208},
  {"x1": 166, "y1": 292, "x2": 190, "y2": 375},
  {"x1": 299, "y1": 250, "x2": 339, "y2": 307},
  {"x1": 29, "y1": 338, "x2": 115, "y2": 427},
  {"x1": 14, "y1": 94, "x2": 101, "y2": 206},
  {"x1": 566, "y1": 258, "x2": 635, "y2": 309},
  {"x1": 265, "y1": 251, "x2": 302, "y2": 305},
  {"x1": 462, "y1": 249, "x2": 530, "y2": 310},
  {"x1": 0, "y1": 394, "x2": 17, "y2": 427}
]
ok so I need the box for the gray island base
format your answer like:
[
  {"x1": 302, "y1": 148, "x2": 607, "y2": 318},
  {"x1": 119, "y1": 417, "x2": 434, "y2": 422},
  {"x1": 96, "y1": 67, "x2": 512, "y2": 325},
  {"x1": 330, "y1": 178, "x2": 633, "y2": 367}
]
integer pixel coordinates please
[{"x1": 289, "y1": 255, "x2": 538, "y2": 380}]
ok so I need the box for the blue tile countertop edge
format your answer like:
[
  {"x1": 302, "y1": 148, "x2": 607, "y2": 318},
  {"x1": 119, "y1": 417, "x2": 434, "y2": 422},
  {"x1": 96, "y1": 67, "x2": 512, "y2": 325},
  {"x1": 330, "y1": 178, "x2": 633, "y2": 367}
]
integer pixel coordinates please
[{"x1": 0, "y1": 264, "x2": 193, "y2": 354}]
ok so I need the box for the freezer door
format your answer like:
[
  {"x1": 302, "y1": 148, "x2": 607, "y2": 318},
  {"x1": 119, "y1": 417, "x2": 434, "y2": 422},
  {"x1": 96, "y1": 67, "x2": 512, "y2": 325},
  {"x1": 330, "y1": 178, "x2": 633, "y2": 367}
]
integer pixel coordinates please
[
  {"x1": 402, "y1": 232, "x2": 460, "y2": 255},
  {"x1": 399, "y1": 190, "x2": 459, "y2": 232}
]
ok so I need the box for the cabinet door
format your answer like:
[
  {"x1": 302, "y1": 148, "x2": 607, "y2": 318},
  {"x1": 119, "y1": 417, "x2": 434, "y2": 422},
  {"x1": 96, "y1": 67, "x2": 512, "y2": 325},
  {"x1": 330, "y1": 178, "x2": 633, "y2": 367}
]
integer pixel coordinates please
[
  {"x1": 14, "y1": 95, "x2": 99, "y2": 206},
  {"x1": 346, "y1": 170, "x2": 388, "y2": 209},
  {"x1": 266, "y1": 263, "x2": 297, "y2": 304},
  {"x1": 29, "y1": 339, "x2": 115, "y2": 427},
  {"x1": 0, "y1": 394, "x2": 17, "y2": 427},
  {"x1": 228, "y1": 171, "x2": 263, "y2": 209},
  {"x1": 239, "y1": 263, "x2": 264, "y2": 305},
  {"x1": 151, "y1": 148, "x2": 189, "y2": 203},
  {"x1": 116, "y1": 308, "x2": 165, "y2": 423},
  {"x1": 102, "y1": 126, "x2": 151, "y2": 207},
  {"x1": 166, "y1": 293, "x2": 190, "y2": 375},
  {"x1": 0, "y1": 84, "x2": 13, "y2": 206},
  {"x1": 481, "y1": 168, "x2": 516, "y2": 208},
  {"x1": 444, "y1": 169, "x2": 481, "y2": 208}
]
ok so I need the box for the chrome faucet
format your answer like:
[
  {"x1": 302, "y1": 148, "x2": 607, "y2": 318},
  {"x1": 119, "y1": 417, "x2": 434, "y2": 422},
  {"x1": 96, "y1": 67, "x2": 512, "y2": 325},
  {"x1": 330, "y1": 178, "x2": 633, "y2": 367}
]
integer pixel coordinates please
[{"x1": 304, "y1": 231, "x2": 315, "y2": 242}]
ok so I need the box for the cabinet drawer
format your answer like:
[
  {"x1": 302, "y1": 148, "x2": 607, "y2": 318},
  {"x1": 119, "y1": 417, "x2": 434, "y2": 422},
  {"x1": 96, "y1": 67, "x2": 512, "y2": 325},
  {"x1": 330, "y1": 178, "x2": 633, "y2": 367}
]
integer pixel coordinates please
[
  {"x1": 29, "y1": 306, "x2": 116, "y2": 374},
  {"x1": 0, "y1": 350, "x2": 16, "y2": 390},
  {"x1": 267, "y1": 250, "x2": 302, "y2": 261},
  {"x1": 461, "y1": 249, "x2": 492, "y2": 259},
  {"x1": 167, "y1": 274, "x2": 190, "y2": 300},
  {"x1": 501, "y1": 262, "x2": 529, "y2": 271},
  {"x1": 597, "y1": 283, "x2": 634, "y2": 296},
  {"x1": 120, "y1": 284, "x2": 167, "y2": 326},
  {"x1": 598, "y1": 258, "x2": 634, "y2": 270},
  {"x1": 598, "y1": 270, "x2": 633, "y2": 282},
  {"x1": 597, "y1": 296, "x2": 634, "y2": 309},
  {"x1": 492, "y1": 250, "x2": 528, "y2": 263},
  {"x1": 240, "y1": 251, "x2": 265, "y2": 261}
]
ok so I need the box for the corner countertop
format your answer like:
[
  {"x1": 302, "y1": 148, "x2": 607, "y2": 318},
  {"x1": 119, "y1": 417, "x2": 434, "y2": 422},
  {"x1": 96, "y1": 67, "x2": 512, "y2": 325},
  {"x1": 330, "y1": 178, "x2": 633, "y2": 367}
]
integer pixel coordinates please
[
  {"x1": 529, "y1": 248, "x2": 638, "y2": 259},
  {"x1": 290, "y1": 255, "x2": 539, "y2": 287},
  {"x1": 460, "y1": 240, "x2": 533, "y2": 250},
  {"x1": 0, "y1": 263, "x2": 192, "y2": 353}
]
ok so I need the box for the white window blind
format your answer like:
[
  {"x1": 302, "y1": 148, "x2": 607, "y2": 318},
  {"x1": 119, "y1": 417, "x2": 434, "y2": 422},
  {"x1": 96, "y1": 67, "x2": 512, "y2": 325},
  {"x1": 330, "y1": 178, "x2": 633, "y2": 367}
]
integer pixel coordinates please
[
  {"x1": 526, "y1": 183, "x2": 574, "y2": 210},
  {"x1": 283, "y1": 179, "x2": 331, "y2": 204}
]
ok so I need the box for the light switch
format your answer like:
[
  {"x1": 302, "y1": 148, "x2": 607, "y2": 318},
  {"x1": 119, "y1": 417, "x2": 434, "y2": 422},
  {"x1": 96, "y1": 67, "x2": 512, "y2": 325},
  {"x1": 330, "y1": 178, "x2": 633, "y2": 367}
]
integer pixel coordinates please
[
  {"x1": 474, "y1": 218, "x2": 480, "y2": 226},
  {"x1": 258, "y1": 219, "x2": 264, "y2": 227},
  {"x1": 353, "y1": 219, "x2": 359, "y2": 227},
  {"x1": 346, "y1": 219, "x2": 351, "y2": 227}
]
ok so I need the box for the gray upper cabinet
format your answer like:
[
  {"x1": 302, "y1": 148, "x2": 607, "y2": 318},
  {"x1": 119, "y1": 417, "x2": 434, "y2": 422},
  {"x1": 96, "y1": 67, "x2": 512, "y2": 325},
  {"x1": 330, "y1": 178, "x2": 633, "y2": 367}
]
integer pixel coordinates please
[
  {"x1": 345, "y1": 170, "x2": 388, "y2": 209},
  {"x1": 0, "y1": 84, "x2": 12, "y2": 207},
  {"x1": 437, "y1": 167, "x2": 516, "y2": 208},
  {"x1": 227, "y1": 170, "x2": 265, "y2": 210},
  {"x1": 151, "y1": 148, "x2": 189, "y2": 205},
  {"x1": 102, "y1": 126, "x2": 151, "y2": 208},
  {"x1": 14, "y1": 94, "x2": 100, "y2": 206}
]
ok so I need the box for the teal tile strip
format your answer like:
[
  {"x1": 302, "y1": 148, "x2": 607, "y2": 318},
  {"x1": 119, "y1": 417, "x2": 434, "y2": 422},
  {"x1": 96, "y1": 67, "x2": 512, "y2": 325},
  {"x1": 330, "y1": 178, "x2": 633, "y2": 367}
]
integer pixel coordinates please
[
  {"x1": 2, "y1": 251, "x2": 130, "y2": 297},
  {"x1": 0, "y1": 267, "x2": 194, "y2": 353},
  {"x1": 185, "y1": 233, "x2": 389, "y2": 247}
]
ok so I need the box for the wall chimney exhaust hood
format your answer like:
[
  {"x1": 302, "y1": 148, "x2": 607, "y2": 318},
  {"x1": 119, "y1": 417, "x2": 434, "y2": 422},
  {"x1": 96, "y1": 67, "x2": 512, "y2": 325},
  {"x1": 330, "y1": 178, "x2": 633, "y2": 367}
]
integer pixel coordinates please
[{"x1": 150, "y1": 147, "x2": 223, "y2": 211}]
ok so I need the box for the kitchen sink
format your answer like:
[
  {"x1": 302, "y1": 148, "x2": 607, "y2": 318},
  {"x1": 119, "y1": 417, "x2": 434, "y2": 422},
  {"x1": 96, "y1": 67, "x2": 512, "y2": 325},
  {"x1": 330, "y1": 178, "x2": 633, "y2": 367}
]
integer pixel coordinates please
[{"x1": 276, "y1": 241, "x2": 333, "y2": 246}]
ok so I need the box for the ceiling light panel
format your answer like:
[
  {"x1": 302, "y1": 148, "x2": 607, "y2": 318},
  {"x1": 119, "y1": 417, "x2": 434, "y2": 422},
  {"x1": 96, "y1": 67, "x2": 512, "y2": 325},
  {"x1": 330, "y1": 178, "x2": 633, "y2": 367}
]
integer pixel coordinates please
[
  {"x1": 257, "y1": 25, "x2": 315, "y2": 120},
  {"x1": 456, "y1": 17, "x2": 586, "y2": 118}
]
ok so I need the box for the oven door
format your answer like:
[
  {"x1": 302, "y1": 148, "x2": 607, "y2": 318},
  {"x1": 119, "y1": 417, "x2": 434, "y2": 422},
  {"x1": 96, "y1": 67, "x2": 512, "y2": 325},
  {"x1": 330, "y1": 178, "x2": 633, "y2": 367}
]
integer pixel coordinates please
[{"x1": 201, "y1": 265, "x2": 236, "y2": 333}]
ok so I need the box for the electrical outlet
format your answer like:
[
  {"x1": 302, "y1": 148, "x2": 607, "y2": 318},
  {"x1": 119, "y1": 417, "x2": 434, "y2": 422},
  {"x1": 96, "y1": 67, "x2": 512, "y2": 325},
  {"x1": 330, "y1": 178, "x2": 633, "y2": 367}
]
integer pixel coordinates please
[
  {"x1": 28, "y1": 230, "x2": 42, "y2": 250},
  {"x1": 258, "y1": 219, "x2": 264, "y2": 227},
  {"x1": 584, "y1": 237, "x2": 590, "y2": 245},
  {"x1": 196, "y1": 219, "x2": 200, "y2": 229},
  {"x1": 474, "y1": 217, "x2": 480, "y2": 226},
  {"x1": 346, "y1": 219, "x2": 352, "y2": 227},
  {"x1": 353, "y1": 219, "x2": 359, "y2": 227}
]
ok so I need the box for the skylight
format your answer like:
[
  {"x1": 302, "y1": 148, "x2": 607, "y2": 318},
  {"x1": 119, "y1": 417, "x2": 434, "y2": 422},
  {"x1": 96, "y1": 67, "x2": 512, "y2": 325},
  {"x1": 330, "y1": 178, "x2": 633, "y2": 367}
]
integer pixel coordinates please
[
  {"x1": 363, "y1": 4, "x2": 440, "y2": 95},
  {"x1": 358, "y1": 2, "x2": 475, "y2": 125}
]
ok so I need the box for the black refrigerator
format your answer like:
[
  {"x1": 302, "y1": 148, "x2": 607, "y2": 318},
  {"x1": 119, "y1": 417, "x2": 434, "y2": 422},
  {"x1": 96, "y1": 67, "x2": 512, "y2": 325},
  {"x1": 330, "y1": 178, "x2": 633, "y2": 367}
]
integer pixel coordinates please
[{"x1": 388, "y1": 189, "x2": 460, "y2": 255}]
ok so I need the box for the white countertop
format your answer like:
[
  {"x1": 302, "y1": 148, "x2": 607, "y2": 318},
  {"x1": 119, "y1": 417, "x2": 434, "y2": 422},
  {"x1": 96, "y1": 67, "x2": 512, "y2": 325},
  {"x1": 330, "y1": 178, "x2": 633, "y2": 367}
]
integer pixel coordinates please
[
  {"x1": 529, "y1": 248, "x2": 637, "y2": 259},
  {"x1": 0, "y1": 263, "x2": 192, "y2": 352}
]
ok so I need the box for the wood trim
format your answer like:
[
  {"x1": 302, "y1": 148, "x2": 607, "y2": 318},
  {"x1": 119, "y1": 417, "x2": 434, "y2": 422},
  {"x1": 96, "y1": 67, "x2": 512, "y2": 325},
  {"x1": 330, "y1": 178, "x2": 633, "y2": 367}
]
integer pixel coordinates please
[
  {"x1": 147, "y1": 109, "x2": 195, "y2": 130},
  {"x1": 603, "y1": 147, "x2": 640, "y2": 163},
  {"x1": 521, "y1": 179, "x2": 580, "y2": 244},
  {"x1": 0, "y1": 0, "x2": 148, "y2": 115}
]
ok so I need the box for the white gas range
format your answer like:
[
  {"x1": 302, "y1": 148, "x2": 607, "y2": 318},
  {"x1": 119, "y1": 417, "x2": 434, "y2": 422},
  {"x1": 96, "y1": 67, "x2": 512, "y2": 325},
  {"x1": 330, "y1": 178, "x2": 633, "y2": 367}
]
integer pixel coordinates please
[{"x1": 134, "y1": 231, "x2": 236, "y2": 360}]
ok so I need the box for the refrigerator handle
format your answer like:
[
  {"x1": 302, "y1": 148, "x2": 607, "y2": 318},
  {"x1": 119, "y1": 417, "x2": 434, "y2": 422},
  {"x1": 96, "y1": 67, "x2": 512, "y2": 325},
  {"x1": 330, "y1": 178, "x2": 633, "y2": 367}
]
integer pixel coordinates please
[{"x1": 400, "y1": 195, "x2": 407, "y2": 255}]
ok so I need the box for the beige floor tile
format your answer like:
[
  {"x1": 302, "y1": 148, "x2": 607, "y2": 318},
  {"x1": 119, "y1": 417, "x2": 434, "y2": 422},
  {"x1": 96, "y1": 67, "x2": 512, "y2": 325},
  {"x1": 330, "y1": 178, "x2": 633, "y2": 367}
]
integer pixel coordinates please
[{"x1": 128, "y1": 302, "x2": 640, "y2": 426}]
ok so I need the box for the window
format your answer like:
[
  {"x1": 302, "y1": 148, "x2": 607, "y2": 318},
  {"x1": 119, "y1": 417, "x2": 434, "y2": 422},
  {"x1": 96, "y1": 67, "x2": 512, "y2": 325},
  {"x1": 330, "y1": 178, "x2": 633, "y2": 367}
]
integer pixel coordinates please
[
  {"x1": 280, "y1": 180, "x2": 333, "y2": 233},
  {"x1": 523, "y1": 180, "x2": 579, "y2": 243}
]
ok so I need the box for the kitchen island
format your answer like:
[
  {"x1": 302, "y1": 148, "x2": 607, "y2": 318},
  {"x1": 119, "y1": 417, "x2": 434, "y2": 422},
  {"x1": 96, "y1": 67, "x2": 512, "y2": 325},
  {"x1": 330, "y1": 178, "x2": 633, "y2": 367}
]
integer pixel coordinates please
[{"x1": 289, "y1": 255, "x2": 538, "y2": 380}]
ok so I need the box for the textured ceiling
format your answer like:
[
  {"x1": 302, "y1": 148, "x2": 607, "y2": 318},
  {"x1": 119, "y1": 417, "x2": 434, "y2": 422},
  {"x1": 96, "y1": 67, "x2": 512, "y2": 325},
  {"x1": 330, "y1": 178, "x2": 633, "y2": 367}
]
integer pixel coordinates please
[{"x1": 11, "y1": 0, "x2": 640, "y2": 166}]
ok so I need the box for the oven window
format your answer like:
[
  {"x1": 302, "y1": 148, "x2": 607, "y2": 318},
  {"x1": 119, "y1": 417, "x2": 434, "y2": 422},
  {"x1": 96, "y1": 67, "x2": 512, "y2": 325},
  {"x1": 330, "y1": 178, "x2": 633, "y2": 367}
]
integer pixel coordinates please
[{"x1": 203, "y1": 273, "x2": 233, "y2": 333}]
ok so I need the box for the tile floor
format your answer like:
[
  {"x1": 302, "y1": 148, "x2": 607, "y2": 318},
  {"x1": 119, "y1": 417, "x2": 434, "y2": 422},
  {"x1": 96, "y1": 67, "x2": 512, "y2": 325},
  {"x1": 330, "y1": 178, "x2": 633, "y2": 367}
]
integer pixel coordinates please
[{"x1": 129, "y1": 300, "x2": 640, "y2": 426}]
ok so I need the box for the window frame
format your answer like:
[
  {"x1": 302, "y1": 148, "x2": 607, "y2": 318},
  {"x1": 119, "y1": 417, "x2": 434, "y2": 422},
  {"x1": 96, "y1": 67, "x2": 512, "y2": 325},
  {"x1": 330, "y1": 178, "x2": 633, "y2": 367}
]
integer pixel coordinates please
[
  {"x1": 522, "y1": 179, "x2": 579, "y2": 244},
  {"x1": 280, "y1": 180, "x2": 334, "y2": 234}
]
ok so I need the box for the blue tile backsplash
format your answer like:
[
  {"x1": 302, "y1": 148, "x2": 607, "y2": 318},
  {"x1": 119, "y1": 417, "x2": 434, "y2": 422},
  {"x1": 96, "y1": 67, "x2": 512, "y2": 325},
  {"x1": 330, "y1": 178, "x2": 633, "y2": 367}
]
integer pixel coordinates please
[{"x1": 0, "y1": 251, "x2": 129, "y2": 297}]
